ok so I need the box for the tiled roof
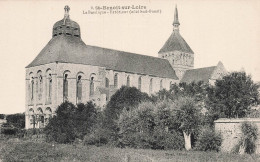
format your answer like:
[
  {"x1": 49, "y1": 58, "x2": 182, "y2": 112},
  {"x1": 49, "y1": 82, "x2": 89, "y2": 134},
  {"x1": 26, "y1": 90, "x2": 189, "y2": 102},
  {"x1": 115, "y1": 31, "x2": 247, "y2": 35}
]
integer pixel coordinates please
[
  {"x1": 181, "y1": 66, "x2": 216, "y2": 83},
  {"x1": 159, "y1": 31, "x2": 194, "y2": 54},
  {"x1": 26, "y1": 35, "x2": 178, "y2": 79}
]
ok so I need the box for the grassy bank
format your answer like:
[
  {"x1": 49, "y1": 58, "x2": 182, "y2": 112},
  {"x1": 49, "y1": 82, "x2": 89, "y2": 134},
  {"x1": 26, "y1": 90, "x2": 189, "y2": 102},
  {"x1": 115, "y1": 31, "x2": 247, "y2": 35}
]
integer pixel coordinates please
[{"x1": 1, "y1": 139, "x2": 260, "y2": 162}]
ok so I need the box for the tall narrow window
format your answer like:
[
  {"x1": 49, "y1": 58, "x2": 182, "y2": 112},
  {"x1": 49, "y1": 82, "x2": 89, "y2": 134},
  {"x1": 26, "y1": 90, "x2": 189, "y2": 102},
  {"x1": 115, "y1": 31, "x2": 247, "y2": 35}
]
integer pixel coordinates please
[
  {"x1": 48, "y1": 74, "x2": 52, "y2": 100},
  {"x1": 160, "y1": 79, "x2": 163, "y2": 90},
  {"x1": 38, "y1": 75, "x2": 43, "y2": 100},
  {"x1": 63, "y1": 74, "x2": 68, "y2": 101},
  {"x1": 138, "y1": 77, "x2": 142, "y2": 90},
  {"x1": 114, "y1": 74, "x2": 118, "y2": 88},
  {"x1": 105, "y1": 78, "x2": 109, "y2": 88},
  {"x1": 90, "y1": 77, "x2": 94, "y2": 96},
  {"x1": 149, "y1": 78, "x2": 153, "y2": 94},
  {"x1": 31, "y1": 77, "x2": 34, "y2": 100},
  {"x1": 127, "y1": 76, "x2": 130, "y2": 87},
  {"x1": 77, "y1": 75, "x2": 82, "y2": 102}
]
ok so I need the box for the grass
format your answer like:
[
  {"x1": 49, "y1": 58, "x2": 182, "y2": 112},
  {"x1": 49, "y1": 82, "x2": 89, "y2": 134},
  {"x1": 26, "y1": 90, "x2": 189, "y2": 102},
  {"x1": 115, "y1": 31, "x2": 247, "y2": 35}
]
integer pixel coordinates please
[{"x1": 1, "y1": 138, "x2": 260, "y2": 162}]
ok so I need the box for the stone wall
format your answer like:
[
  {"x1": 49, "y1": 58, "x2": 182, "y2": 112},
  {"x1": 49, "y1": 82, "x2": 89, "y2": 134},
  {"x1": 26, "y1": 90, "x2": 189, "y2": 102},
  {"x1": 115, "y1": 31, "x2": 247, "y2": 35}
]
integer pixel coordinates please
[{"x1": 215, "y1": 118, "x2": 260, "y2": 153}]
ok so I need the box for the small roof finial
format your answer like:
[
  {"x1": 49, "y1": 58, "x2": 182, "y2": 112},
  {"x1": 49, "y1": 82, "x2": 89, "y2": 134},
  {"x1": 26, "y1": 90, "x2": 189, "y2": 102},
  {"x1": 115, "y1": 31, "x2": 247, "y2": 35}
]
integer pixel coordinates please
[
  {"x1": 64, "y1": 5, "x2": 70, "y2": 25},
  {"x1": 64, "y1": 5, "x2": 70, "y2": 17},
  {"x1": 173, "y1": 4, "x2": 180, "y2": 26}
]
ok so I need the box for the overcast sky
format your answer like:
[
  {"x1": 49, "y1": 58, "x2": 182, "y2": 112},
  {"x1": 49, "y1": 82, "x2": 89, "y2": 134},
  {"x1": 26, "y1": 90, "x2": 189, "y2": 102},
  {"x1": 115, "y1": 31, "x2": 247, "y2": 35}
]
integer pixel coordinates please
[{"x1": 0, "y1": 0, "x2": 260, "y2": 114}]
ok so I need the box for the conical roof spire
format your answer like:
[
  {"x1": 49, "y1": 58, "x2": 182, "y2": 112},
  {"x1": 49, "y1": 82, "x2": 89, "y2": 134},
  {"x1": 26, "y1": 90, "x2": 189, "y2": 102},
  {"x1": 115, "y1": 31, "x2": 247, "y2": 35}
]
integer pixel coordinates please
[{"x1": 173, "y1": 5, "x2": 180, "y2": 26}]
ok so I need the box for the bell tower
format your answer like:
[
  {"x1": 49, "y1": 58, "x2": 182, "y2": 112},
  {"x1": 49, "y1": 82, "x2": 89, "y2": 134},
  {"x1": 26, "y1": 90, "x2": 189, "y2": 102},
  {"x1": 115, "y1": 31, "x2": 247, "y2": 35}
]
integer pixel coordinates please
[{"x1": 158, "y1": 5, "x2": 194, "y2": 79}]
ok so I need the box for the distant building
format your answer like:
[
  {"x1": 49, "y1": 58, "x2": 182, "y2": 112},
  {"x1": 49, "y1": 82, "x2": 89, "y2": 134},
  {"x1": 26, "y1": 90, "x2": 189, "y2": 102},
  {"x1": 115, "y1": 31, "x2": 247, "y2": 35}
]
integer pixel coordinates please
[{"x1": 25, "y1": 5, "x2": 227, "y2": 129}]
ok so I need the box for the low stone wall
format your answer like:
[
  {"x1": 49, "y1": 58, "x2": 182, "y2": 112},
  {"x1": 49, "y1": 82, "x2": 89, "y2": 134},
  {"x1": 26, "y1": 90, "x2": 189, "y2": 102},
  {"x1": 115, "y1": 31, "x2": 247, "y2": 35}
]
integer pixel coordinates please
[{"x1": 215, "y1": 118, "x2": 260, "y2": 153}]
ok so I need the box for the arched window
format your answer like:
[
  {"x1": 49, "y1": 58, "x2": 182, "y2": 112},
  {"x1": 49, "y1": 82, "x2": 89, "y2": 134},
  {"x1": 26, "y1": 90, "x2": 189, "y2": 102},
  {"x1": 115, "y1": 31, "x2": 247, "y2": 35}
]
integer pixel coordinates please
[
  {"x1": 48, "y1": 74, "x2": 52, "y2": 100},
  {"x1": 28, "y1": 108, "x2": 35, "y2": 128},
  {"x1": 46, "y1": 69, "x2": 52, "y2": 103},
  {"x1": 149, "y1": 78, "x2": 153, "y2": 94},
  {"x1": 45, "y1": 107, "x2": 52, "y2": 126},
  {"x1": 114, "y1": 74, "x2": 118, "y2": 88},
  {"x1": 138, "y1": 76, "x2": 142, "y2": 90},
  {"x1": 30, "y1": 77, "x2": 34, "y2": 100},
  {"x1": 63, "y1": 74, "x2": 68, "y2": 101},
  {"x1": 127, "y1": 76, "x2": 130, "y2": 87},
  {"x1": 160, "y1": 79, "x2": 163, "y2": 90},
  {"x1": 105, "y1": 77, "x2": 109, "y2": 88},
  {"x1": 38, "y1": 75, "x2": 43, "y2": 100},
  {"x1": 77, "y1": 75, "x2": 82, "y2": 102},
  {"x1": 37, "y1": 108, "x2": 44, "y2": 128},
  {"x1": 90, "y1": 77, "x2": 94, "y2": 96}
]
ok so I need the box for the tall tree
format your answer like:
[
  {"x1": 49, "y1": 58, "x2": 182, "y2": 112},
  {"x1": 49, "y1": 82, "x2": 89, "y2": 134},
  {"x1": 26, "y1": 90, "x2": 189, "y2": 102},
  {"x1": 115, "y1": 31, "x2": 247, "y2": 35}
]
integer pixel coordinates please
[
  {"x1": 207, "y1": 72, "x2": 259, "y2": 118},
  {"x1": 173, "y1": 97, "x2": 202, "y2": 150}
]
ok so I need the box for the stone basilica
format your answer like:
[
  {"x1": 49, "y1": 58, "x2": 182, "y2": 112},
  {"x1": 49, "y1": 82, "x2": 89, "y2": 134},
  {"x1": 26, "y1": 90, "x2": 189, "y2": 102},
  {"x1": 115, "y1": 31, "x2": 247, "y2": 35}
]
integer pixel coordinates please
[{"x1": 25, "y1": 6, "x2": 226, "y2": 129}]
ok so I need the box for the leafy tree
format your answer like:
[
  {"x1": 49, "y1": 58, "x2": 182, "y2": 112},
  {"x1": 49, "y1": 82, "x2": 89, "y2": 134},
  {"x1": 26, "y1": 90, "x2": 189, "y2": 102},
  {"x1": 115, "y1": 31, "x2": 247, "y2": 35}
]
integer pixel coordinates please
[
  {"x1": 0, "y1": 114, "x2": 5, "y2": 119},
  {"x1": 103, "y1": 86, "x2": 151, "y2": 142},
  {"x1": 207, "y1": 72, "x2": 259, "y2": 118},
  {"x1": 44, "y1": 101, "x2": 77, "y2": 143},
  {"x1": 74, "y1": 101, "x2": 97, "y2": 139},
  {"x1": 171, "y1": 81, "x2": 208, "y2": 102},
  {"x1": 173, "y1": 97, "x2": 202, "y2": 150},
  {"x1": 118, "y1": 102, "x2": 156, "y2": 148},
  {"x1": 195, "y1": 126, "x2": 222, "y2": 151},
  {"x1": 105, "y1": 86, "x2": 150, "y2": 120},
  {"x1": 5, "y1": 113, "x2": 25, "y2": 129}
]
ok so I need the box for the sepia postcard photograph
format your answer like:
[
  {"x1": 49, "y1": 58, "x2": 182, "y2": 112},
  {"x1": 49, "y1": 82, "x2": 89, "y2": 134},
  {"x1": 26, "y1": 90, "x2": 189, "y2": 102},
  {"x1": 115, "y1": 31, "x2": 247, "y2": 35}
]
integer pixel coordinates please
[{"x1": 0, "y1": 0, "x2": 260, "y2": 161}]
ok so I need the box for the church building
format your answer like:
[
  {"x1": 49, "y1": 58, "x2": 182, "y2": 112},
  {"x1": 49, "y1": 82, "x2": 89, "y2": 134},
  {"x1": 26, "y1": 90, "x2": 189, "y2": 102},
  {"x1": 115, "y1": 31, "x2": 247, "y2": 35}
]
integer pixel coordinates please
[{"x1": 25, "y1": 5, "x2": 226, "y2": 129}]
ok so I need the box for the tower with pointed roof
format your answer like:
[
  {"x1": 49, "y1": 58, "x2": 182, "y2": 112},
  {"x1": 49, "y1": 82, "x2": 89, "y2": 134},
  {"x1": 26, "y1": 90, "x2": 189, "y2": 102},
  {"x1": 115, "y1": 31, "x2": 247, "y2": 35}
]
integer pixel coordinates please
[{"x1": 158, "y1": 5, "x2": 194, "y2": 79}]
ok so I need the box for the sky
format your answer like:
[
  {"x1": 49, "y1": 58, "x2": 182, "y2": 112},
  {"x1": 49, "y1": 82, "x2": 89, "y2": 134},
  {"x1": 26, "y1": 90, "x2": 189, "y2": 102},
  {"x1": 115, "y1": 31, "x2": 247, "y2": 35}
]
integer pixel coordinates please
[{"x1": 0, "y1": 0, "x2": 260, "y2": 114}]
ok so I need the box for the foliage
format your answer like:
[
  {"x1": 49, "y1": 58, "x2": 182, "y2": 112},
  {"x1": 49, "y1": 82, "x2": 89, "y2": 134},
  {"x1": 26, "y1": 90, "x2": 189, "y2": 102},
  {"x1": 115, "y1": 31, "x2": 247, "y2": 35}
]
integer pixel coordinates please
[
  {"x1": 0, "y1": 114, "x2": 5, "y2": 119},
  {"x1": 117, "y1": 101, "x2": 184, "y2": 150},
  {"x1": 0, "y1": 127, "x2": 18, "y2": 135},
  {"x1": 74, "y1": 102, "x2": 98, "y2": 139},
  {"x1": 171, "y1": 81, "x2": 208, "y2": 102},
  {"x1": 233, "y1": 121, "x2": 258, "y2": 154},
  {"x1": 195, "y1": 126, "x2": 222, "y2": 151},
  {"x1": 153, "y1": 129, "x2": 184, "y2": 150},
  {"x1": 105, "y1": 86, "x2": 151, "y2": 121},
  {"x1": 44, "y1": 101, "x2": 98, "y2": 143},
  {"x1": 5, "y1": 113, "x2": 25, "y2": 129},
  {"x1": 118, "y1": 102, "x2": 156, "y2": 149},
  {"x1": 207, "y1": 72, "x2": 259, "y2": 118},
  {"x1": 83, "y1": 111, "x2": 110, "y2": 146},
  {"x1": 174, "y1": 97, "x2": 202, "y2": 135}
]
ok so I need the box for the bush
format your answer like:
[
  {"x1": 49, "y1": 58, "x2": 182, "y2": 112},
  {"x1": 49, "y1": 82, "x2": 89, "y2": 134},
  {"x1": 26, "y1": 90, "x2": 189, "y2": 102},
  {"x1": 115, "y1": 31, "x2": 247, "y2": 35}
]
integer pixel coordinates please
[
  {"x1": 153, "y1": 129, "x2": 184, "y2": 150},
  {"x1": 1, "y1": 127, "x2": 18, "y2": 135},
  {"x1": 118, "y1": 102, "x2": 156, "y2": 149},
  {"x1": 5, "y1": 113, "x2": 25, "y2": 129},
  {"x1": 0, "y1": 114, "x2": 5, "y2": 119},
  {"x1": 83, "y1": 126, "x2": 109, "y2": 146},
  {"x1": 233, "y1": 121, "x2": 258, "y2": 154},
  {"x1": 195, "y1": 127, "x2": 222, "y2": 151}
]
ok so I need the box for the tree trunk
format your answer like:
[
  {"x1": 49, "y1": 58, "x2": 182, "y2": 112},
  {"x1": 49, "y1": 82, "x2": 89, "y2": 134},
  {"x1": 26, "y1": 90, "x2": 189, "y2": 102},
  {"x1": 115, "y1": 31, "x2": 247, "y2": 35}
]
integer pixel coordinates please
[{"x1": 183, "y1": 131, "x2": 191, "y2": 150}]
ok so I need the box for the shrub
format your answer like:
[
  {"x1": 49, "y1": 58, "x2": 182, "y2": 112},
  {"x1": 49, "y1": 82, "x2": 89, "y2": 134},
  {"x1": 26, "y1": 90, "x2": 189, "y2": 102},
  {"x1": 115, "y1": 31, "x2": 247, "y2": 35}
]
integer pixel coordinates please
[
  {"x1": 0, "y1": 114, "x2": 5, "y2": 119},
  {"x1": 233, "y1": 121, "x2": 258, "y2": 154},
  {"x1": 195, "y1": 126, "x2": 222, "y2": 151},
  {"x1": 83, "y1": 126, "x2": 109, "y2": 146},
  {"x1": 1, "y1": 127, "x2": 18, "y2": 135},
  {"x1": 118, "y1": 102, "x2": 156, "y2": 149},
  {"x1": 5, "y1": 113, "x2": 25, "y2": 129},
  {"x1": 153, "y1": 129, "x2": 184, "y2": 150}
]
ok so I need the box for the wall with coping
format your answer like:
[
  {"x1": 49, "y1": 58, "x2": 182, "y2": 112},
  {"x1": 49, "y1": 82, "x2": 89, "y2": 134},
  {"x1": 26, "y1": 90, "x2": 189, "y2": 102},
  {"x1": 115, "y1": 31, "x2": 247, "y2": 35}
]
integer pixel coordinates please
[{"x1": 215, "y1": 118, "x2": 260, "y2": 153}]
